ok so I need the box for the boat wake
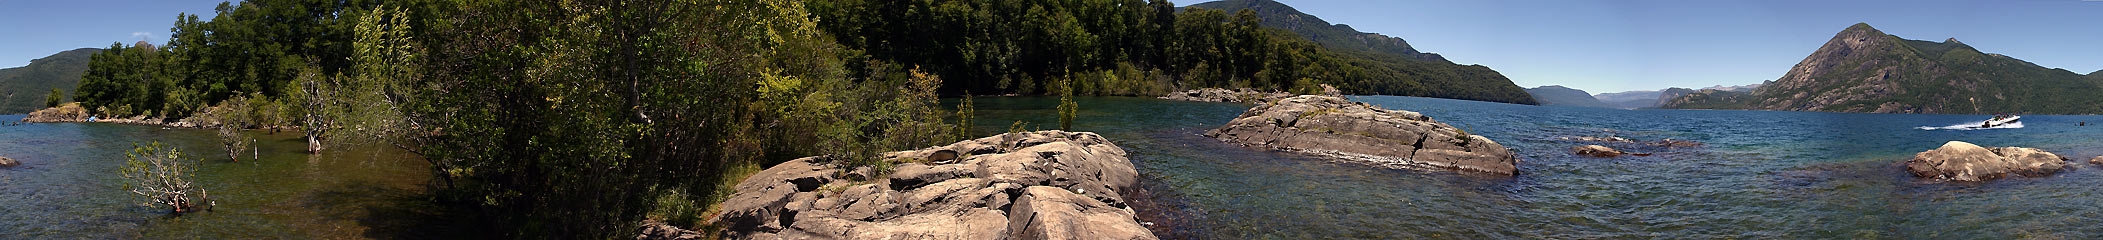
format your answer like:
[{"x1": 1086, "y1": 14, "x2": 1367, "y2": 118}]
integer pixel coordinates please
[{"x1": 1916, "y1": 121, "x2": 2023, "y2": 130}]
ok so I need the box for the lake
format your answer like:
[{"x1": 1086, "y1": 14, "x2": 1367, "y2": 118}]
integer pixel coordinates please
[
  {"x1": 7, "y1": 95, "x2": 2103, "y2": 238},
  {"x1": 967, "y1": 96, "x2": 2103, "y2": 239},
  {"x1": 0, "y1": 115, "x2": 446, "y2": 239}
]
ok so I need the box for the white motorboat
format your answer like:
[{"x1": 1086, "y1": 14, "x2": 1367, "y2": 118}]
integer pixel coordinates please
[{"x1": 1978, "y1": 114, "x2": 2020, "y2": 128}]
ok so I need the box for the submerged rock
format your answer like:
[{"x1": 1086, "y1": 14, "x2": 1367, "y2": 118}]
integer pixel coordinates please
[
  {"x1": 1572, "y1": 145, "x2": 1624, "y2": 158},
  {"x1": 706, "y1": 131, "x2": 1154, "y2": 240},
  {"x1": 1205, "y1": 95, "x2": 1519, "y2": 175},
  {"x1": 1158, "y1": 88, "x2": 1291, "y2": 103},
  {"x1": 1560, "y1": 136, "x2": 1634, "y2": 143},
  {"x1": 1903, "y1": 141, "x2": 2069, "y2": 182}
]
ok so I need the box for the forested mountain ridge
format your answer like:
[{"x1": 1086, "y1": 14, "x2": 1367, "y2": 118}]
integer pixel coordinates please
[
  {"x1": 1663, "y1": 23, "x2": 2103, "y2": 114},
  {"x1": 0, "y1": 48, "x2": 101, "y2": 114},
  {"x1": 1525, "y1": 85, "x2": 1611, "y2": 108},
  {"x1": 810, "y1": 0, "x2": 1536, "y2": 105},
  {"x1": 1187, "y1": 0, "x2": 1446, "y2": 63},
  {"x1": 1185, "y1": 0, "x2": 1535, "y2": 104}
]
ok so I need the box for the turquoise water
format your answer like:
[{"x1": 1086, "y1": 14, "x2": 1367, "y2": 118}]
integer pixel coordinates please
[
  {"x1": 0, "y1": 115, "x2": 441, "y2": 239},
  {"x1": 968, "y1": 96, "x2": 2103, "y2": 239}
]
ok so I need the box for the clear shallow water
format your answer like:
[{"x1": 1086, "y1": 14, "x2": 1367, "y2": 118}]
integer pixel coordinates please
[
  {"x1": 967, "y1": 96, "x2": 2103, "y2": 239},
  {"x1": 0, "y1": 115, "x2": 443, "y2": 239}
]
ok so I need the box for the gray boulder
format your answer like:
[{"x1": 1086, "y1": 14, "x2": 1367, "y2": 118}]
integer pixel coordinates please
[
  {"x1": 1206, "y1": 95, "x2": 1519, "y2": 175},
  {"x1": 1903, "y1": 141, "x2": 2069, "y2": 182},
  {"x1": 706, "y1": 131, "x2": 1154, "y2": 240}
]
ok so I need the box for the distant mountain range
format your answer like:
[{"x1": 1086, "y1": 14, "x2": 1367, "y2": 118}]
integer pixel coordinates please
[
  {"x1": 1664, "y1": 23, "x2": 2103, "y2": 114},
  {"x1": 0, "y1": 48, "x2": 101, "y2": 114},
  {"x1": 1525, "y1": 85, "x2": 1612, "y2": 108},
  {"x1": 1592, "y1": 90, "x2": 1661, "y2": 109},
  {"x1": 1188, "y1": 0, "x2": 1535, "y2": 105},
  {"x1": 1589, "y1": 82, "x2": 1758, "y2": 109}
]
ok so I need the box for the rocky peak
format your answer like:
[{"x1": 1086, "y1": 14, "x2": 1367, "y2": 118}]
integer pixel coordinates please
[
  {"x1": 1743, "y1": 23, "x2": 1917, "y2": 111},
  {"x1": 1666, "y1": 22, "x2": 2103, "y2": 114}
]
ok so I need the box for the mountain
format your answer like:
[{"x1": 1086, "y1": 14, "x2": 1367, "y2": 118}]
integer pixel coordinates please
[
  {"x1": 1664, "y1": 23, "x2": 2103, "y2": 114},
  {"x1": 1189, "y1": 0, "x2": 1447, "y2": 63},
  {"x1": 1526, "y1": 85, "x2": 1612, "y2": 108},
  {"x1": 1658, "y1": 89, "x2": 1752, "y2": 110},
  {"x1": 0, "y1": 48, "x2": 102, "y2": 114},
  {"x1": 1187, "y1": 0, "x2": 1536, "y2": 105},
  {"x1": 1594, "y1": 90, "x2": 1661, "y2": 109},
  {"x1": 1654, "y1": 88, "x2": 1697, "y2": 108},
  {"x1": 1700, "y1": 81, "x2": 1766, "y2": 92}
]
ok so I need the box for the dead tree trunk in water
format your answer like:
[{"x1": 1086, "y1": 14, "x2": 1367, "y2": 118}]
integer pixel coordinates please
[{"x1": 301, "y1": 68, "x2": 328, "y2": 154}]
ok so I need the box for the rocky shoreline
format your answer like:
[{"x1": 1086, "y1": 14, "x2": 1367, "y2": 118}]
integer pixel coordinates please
[
  {"x1": 20, "y1": 103, "x2": 274, "y2": 130},
  {"x1": 1157, "y1": 85, "x2": 1338, "y2": 103},
  {"x1": 703, "y1": 131, "x2": 1155, "y2": 239},
  {"x1": 1205, "y1": 95, "x2": 1520, "y2": 175}
]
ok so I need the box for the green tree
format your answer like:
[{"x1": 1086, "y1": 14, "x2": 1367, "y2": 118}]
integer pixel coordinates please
[
  {"x1": 412, "y1": 0, "x2": 856, "y2": 238},
  {"x1": 44, "y1": 88, "x2": 63, "y2": 108},
  {"x1": 955, "y1": 92, "x2": 976, "y2": 140},
  {"x1": 1057, "y1": 77, "x2": 1077, "y2": 130}
]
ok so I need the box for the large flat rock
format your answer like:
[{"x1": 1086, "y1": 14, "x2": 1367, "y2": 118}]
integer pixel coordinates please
[
  {"x1": 1205, "y1": 95, "x2": 1519, "y2": 175},
  {"x1": 1904, "y1": 141, "x2": 2069, "y2": 182},
  {"x1": 706, "y1": 131, "x2": 1155, "y2": 240}
]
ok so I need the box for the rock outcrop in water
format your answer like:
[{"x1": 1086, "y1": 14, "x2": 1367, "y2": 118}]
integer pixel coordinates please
[
  {"x1": 1205, "y1": 95, "x2": 1519, "y2": 175},
  {"x1": 706, "y1": 130, "x2": 1155, "y2": 239},
  {"x1": 22, "y1": 102, "x2": 88, "y2": 123},
  {"x1": 0, "y1": 156, "x2": 17, "y2": 168},
  {"x1": 21, "y1": 103, "x2": 251, "y2": 129},
  {"x1": 1903, "y1": 141, "x2": 2069, "y2": 182}
]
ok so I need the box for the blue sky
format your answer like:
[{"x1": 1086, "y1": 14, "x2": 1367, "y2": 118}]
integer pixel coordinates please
[
  {"x1": 0, "y1": 0, "x2": 228, "y2": 68},
  {"x1": 3, "y1": 0, "x2": 2100, "y2": 94},
  {"x1": 1201, "y1": 0, "x2": 2103, "y2": 93}
]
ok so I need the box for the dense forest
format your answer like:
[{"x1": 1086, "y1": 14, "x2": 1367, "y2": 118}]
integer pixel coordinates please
[
  {"x1": 804, "y1": 0, "x2": 1536, "y2": 104},
  {"x1": 62, "y1": 0, "x2": 1527, "y2": 238}
]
